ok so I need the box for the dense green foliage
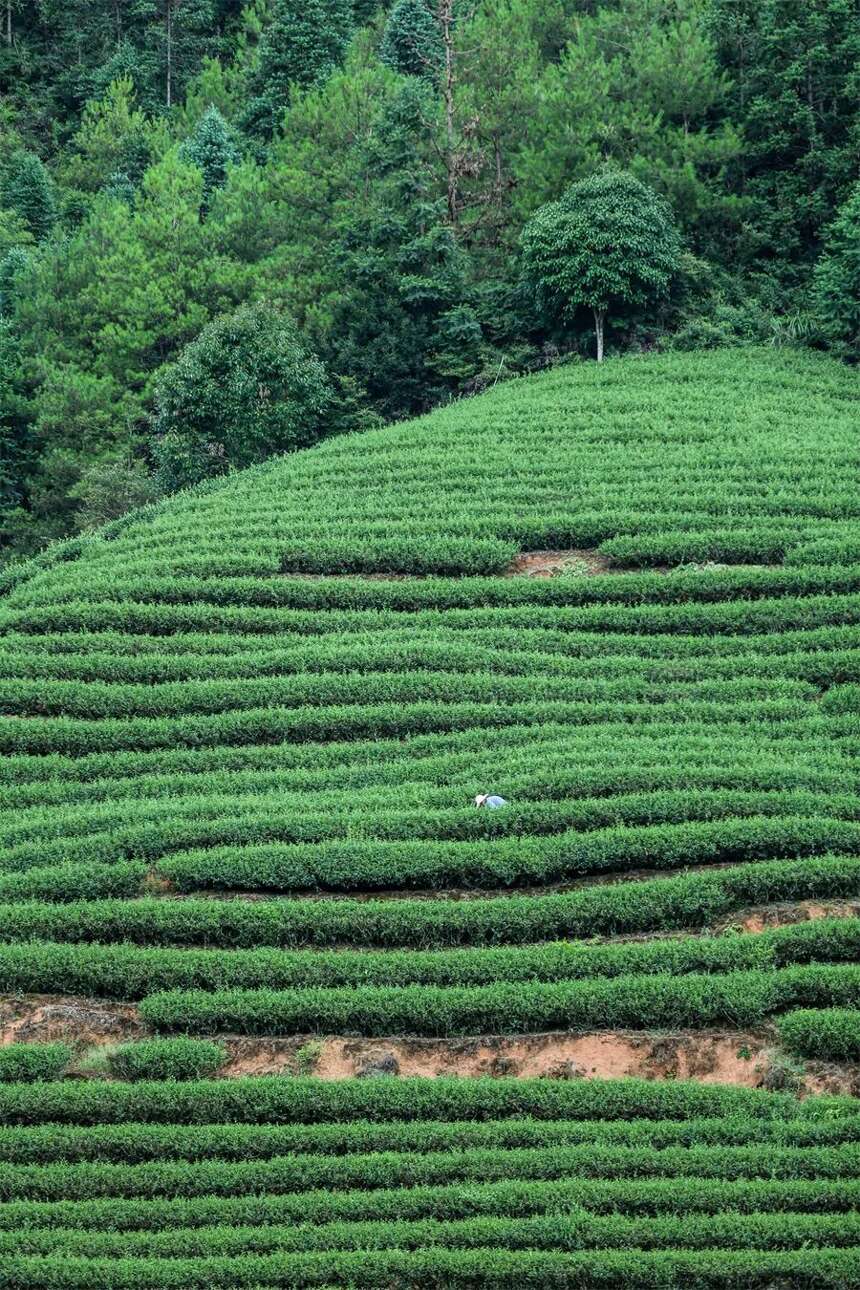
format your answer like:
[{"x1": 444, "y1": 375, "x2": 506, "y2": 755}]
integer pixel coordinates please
[
  {"x1": 0, "y1": 1077, "x2": 858, "y2": 1280},
  {"x1": 106, "y1": 1039, "x2": 226, "y2": 1082},
  {"x1": 1, "y1": 0, "x2": 858, "y2": 554},
  {"x1": 813, "y1": 182, "x2": 860, "y2": 361},
  {"x1": 521, "y1": 170, "x2": 682, "y2": 360},
  {"x1": 0, "y1": 1044, "x2": 71, "y2": 1084},
  {"x1": 779, "y1": 1009, "x2": 860, "y2": 1062},
  {"x1": 152, "y1": 302, "x2": 333, "y2": 490}
]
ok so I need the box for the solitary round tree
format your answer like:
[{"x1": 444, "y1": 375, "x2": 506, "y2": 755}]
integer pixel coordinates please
[
  {"x1": 521, "y1": 169, "x2": 681, "y2": 361},
  {"x1": 153, "y1": 303, "x2": 333, "y2": 491}
]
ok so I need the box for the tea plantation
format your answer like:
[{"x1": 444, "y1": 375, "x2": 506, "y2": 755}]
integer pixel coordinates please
[{"x1": 1, "y1": 347, "x2": 859, "y2": 1286}]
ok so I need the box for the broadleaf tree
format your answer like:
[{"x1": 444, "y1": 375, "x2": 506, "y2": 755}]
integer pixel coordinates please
[
  {"x1": 152, "y1": 301, "x2": 333, "y2": 490},
  {"x1": 521, "y1": 168, "x2": 682, "y2": 361}
]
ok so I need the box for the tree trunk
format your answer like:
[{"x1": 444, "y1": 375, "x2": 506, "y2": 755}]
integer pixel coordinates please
[
  {"x1": 5, "y1": 0, "x2": 11, "y2": 46},
  {"x1": 166, "y1": 0, "x2": 173, "y2": 108},
  {"x1": 439, "y1": 0, "x2": 457, "y2": 226},
  {"x1": 594, "y1": 308, "x2": 605, "y2": 363}
]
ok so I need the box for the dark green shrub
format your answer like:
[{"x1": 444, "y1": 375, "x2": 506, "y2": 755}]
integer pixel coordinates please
[
  {"x1": 153, "y1": 304, "x2": 333, "y2": 492},
  {"x1": 107, "y1": 1038, "x2": 225, "y2": 1082},
  {"x1": 0, "y1": 1043, "x2": 71, "y2": 1083},
  {"x1": 779, "y1": 1009, "x2": 860, "y2": 1062}
]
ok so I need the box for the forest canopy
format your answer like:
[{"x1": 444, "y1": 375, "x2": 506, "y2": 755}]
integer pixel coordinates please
[{"x1": 0, "y1": 0, "x2": 857, "y2": 557}]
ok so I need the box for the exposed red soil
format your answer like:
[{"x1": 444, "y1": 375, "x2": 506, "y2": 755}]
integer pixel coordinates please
[
  {"x1": 311, "y1": 1030, "x2": 772, "y2": 1085},
  {"x1": 506, "y1": 552, "x2": 778, "y2": 579},
  {"x1": 221, "y1": 1030, "x2": 860, "y2": 1097},
  {"x1": 4, "y1": 897, "x2": 857, "y2": 1091},
  {"x1": 506, "y1": 549, "x2": 614, "y2": 577},
  {"x1": 717, "y1": 898, "x2": 860, "y2": 935},
  {"x1": 0, "y1": 994, "x2": 143, "y2": 1049},
  {"x1": 4, "y1": 994, "x2": 857, "y2": 1095}
]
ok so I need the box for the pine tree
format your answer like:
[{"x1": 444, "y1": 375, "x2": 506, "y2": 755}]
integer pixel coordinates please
[
  {"x1": 180, "y1": 105, "x2": 240, "y2": 209},
  {"x1": 380, "y1": 0, "x2": 442, "y2": 78},
  {"x1": 61, "y1": 77, "x2": 154, "y2": 196},
  {"x1": 0, "y1": 152, "x2": 56, "y2": 242}
]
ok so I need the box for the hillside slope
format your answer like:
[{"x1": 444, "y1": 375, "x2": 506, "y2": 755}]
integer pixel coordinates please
[
  {"x1": 5, "y1": 346, "x2": 859, "y2": 592},
  {"x1": 0, "y1": 347, "x2": 859, "y2": 1285}
]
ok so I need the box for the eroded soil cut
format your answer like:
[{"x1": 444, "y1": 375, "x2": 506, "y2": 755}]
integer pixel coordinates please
[
  {"x1": 0, "y1": 995, "x2": 143, "y2": 1049},
  {"x1": 5, "y1": 994, "x2": 855, "y2": 1096},
  {"x1": 216, "y1": 1030, "x2": 860, "y2": 1097}
]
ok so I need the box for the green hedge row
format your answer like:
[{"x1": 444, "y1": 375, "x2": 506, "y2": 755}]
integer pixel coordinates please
[
  {"x1": 0, "y1": 700, "x2": 836, "y2": 785},
  {"x1": 4, "y1": 855, "x2": 857, "y2": 946},
  {"x1": 779, "y1": 1009, "x2": 860, "y2": 1062},
  {"x1": 4, "y1": 1112, "x2": 859, "y2": 1166},
  {"x1": 2, "y1": 920, "x2": 857, "y2": 1001},
  {"x1": 2, "y1": 670, "x2": 812, "y2": 725},
  {"x1": 2, "y1": 1141, "x2": 858, "y2": 1203},
  {"x1": 0, "y1": 695, "x2": 820, "y2": 756},
  {"x1": 2, "y1": 637, "x2": 857, "y2": 692},
  {"x1": 6, "y1": 787, "x2": 849, "y2": 868},
  {"x1": 8, "y1": 806, "x2": 850, "y2": 884},
  {"x1": 138, "y1": 964, "x2": 860, "y2": 1037},
  {"x1": 13, "y1": 562, "x2": 860, "y2": 612},
  {"x1": 0, "y1": 1047, "x2": 71, "y2": 1085},
  {"x1": 597, "y1": 529, "x2": 790, "y2": 566},
  {"x1": 0, "y1": 863, "x2": 145, "y2": 904},
  {"x1": 1, "y1": 1244, "x2": 859, "y2": 1287},
  {"x1": 4, "y1": 1210, "x2": 859, "y2": 1259},
  {"x1": 0, "y1": 669, "x2": 815, "y2": 720},
  {"x1": 5, "y1": 745, "x2": 850, "y2": 815},
  {"x1": 105, "y1": 1040, "x2": 225, "y2": 1083},
  {"x1": 5, "y1": 619, "x2": 853, "y2": 665},
  {"x1": 5, "y1": 780, "x2": 835, "y2": 848},
  {"x1": 0, "y1": 691, "x2": 825, "y2": 758},
  {"x1": 786, "y1": 539, "x2": 860, "y2": 567},
  {"x1": 0, "y1": 1075, "x2": 847, "y2": 1127},
  {"x1": 4, "y1": 589, "x2": 858, "y2": 640},
  {"x1": 157, "y1": 817, "x2": 860, "y2": 894},
  {"x1": 822, "y1": 683, "x2": 860, "y2": 714},
  {"x1": 2, "y1": 1175, "x2": 857, "y2": 1234}
]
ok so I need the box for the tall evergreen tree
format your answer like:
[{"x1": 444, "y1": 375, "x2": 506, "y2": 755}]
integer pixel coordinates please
[
  {"x1": 0, "y1": 152, "x2": 56, "y2": 241},
  {"x1": 380, "y1": 0, "x2": 442, "y2": 78},
  {"x1": 813, "y1": 181, "x2": 860, "y2": 361},
  {"x1": 180, "y1": 105, "x2": 240, "y2": 209},
  {"x1": 709, "y1": 0, "x2": 860, "y2": 291},
  {"x1": 61, "y1": 78, "x2": 155, "y2": 196},
  {"x1": 243, "y1": 0, "x2": 354, "y2": 140}
]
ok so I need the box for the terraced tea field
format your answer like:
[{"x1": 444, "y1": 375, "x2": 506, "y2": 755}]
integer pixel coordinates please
[{"x1": 1, "y1": 347, "x2": 859, "y2": 1285}]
